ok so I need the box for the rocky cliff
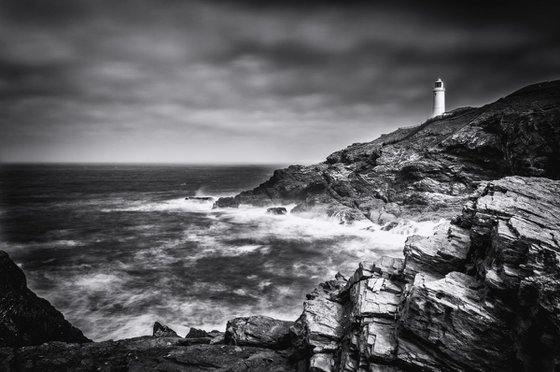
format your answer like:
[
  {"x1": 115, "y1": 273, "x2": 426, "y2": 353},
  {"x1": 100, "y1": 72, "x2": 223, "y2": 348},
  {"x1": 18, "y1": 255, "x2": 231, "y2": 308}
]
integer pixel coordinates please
[
  {"x1": 216, "y1": 81, "x2": 560, "y2": 224},
  {"x1": 290, "y1": 176, "x2": 560, "y2": 371}
]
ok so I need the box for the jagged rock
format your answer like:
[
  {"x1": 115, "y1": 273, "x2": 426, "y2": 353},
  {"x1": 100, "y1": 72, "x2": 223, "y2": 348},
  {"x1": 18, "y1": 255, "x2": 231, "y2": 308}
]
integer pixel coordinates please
[
  {"x1": 0, "y1": 251, "x2": 90, "y2": 347},
  {"x1": 215, "y1": 81, "x2": 560, "y2": 223},
  {"x1": 0, "y1": 337, "x2": 296, "y2": 371},
  {"x1": 291, "y1": 275, "x2": 348, "y2": 358},
  {"x1": 153, "y1": 321, "x2": 179, "y2": 338},
  {"x1": 289, "y1": 176, "x2": 560, "y2": 371},
  {"x1": 401, "y1": 272, "x2": 513, "y2": 371},
  {"x1": 350, "y1": 278, "x2": 402, "y2": 319},
  {"x1": 186, "y1": 327, "x2": 210, "y2": 338},
  {"x1": 267, "y1": 207, "x2": 288, "y2": 215},
  {"x1": 403, "y1": 221, "x2": 471, "y2": 281},
  {"x1": 184, "y1": 328, "x2": 225, "y2": 345},
  {"x1": 225, "y1": 315, "x2": 293, "y2": 349}
]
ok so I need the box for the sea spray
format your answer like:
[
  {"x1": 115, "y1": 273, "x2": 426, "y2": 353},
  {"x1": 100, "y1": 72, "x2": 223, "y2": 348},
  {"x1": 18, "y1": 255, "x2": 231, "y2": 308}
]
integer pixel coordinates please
[{"x1": 0, "y1": 165, "x2": 443, "y2": 341}]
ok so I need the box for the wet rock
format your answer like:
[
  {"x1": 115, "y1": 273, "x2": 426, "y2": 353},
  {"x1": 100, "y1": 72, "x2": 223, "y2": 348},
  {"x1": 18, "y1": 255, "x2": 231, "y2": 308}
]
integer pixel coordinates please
[
  {"x1": 153, "y1": 321, "x2": 179, "y2": 338},
  {"x1": 267, "y1": 207, "x2": 288, "y2": 215},
  {"x1": 225, "y1": 315, "x2": 293, "y2": 349},
  {"x1": 212, "y1": 196, "x2": 239, "y2": 208},
  {"x1": 185, "y1": 196, "x2": 215, "y2": 201},
  {"x1": 0, "y1": 251, "x2": 90, "y2": 347}
]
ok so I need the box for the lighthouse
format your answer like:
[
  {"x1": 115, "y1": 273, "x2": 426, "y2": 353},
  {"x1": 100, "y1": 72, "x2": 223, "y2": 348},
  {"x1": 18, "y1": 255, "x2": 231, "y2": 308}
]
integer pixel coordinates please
[{"x1": 431, "y1": 78, "x2": 445, "y2": 118}]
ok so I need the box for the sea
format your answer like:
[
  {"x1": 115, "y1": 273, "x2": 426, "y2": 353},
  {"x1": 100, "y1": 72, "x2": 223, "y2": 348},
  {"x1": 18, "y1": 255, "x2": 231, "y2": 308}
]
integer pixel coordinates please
[{"x1": 0, "y1": 164, "x2": 441, "y2": 341}]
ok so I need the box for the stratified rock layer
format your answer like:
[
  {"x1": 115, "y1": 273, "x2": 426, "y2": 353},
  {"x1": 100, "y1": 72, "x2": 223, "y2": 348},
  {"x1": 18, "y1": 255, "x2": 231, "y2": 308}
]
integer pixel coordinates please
[
  {"x1": 0, "y1": 251, "x2": 90, "y2": 347},
  {"x1": 291, "y1": 176, "x2": 560, "y2": 371},
  {"x1": 216, "y1": 81, "x2": 560, "y2": 224}
]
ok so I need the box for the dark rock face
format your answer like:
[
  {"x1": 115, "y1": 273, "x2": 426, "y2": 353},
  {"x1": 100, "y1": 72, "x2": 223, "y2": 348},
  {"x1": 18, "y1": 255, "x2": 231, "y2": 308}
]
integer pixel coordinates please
[
  {"x1": 267, "y1": 207, "x2": 288, "y2": 215},
  {"x1": 225, "y1": 315, "x2": 293, "y2": 349},
  {"x1": 184, "y1": 328, "x2": 225, "y2": 345},
  {"x1": 290, "y1": 176, "x2": 560, "y2": 371},
  {"x1": 152, "y1": 321, "x2": 178, "y2": 337},
  {"x1": 186, "y1": 327, "x2": 211, "y2": 338},
  {"x1": 213, "y1": 196, "x2": 239, "y2": 208},
  {"x1": 0, "y1": 251, "x2": 90, "y2": 347},
  {"x1": 215, "y1": 81, "x2": 560, "y2": 222}
]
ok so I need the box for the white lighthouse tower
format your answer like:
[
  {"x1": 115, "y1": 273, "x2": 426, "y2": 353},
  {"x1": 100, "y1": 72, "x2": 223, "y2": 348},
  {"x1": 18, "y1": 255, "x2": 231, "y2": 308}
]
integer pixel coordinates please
[{"x1": 431, "y1": 78, "x2": 445, "y2": 118}]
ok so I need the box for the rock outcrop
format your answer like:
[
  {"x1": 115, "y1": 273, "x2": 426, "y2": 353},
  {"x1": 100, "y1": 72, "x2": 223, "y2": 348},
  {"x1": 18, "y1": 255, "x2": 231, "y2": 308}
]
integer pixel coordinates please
[
  {"x1": 290, "y1": 176, "x2": 560, "y2": 371},
  {"x1": 153, "y1": 321, "x2": 179, "y2": 338},
  {"x1": 225, "y1": 315, "x2": 293, "y2": 349},
  {"x1": 0, "y1": 251, "x2": 90, "y2": 348},
  {"x1": 215, "y1": 81, "x2": 560, "y2": 224},
  {"x1": 267, "y1": 207, "x2": 288, "y2": 215}
]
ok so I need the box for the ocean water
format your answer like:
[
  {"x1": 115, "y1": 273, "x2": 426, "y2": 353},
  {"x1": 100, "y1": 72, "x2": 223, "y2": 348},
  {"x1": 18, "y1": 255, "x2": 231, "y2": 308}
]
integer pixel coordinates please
[{"x1": 0, "y1": 164, "x2": 441, "y2": 341}]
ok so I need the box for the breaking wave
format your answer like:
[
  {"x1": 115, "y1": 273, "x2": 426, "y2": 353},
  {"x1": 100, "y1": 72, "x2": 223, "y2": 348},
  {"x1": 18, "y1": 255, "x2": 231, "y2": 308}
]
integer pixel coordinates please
[{"x1": 25, "y1": 196, "x2": 444, "y2": 341}]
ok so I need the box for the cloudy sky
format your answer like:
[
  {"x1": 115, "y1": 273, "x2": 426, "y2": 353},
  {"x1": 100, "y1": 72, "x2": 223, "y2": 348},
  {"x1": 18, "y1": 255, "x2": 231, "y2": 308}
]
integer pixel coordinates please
[{"x1": 1, "y1": 0, "x2": 559, "y2": 164}]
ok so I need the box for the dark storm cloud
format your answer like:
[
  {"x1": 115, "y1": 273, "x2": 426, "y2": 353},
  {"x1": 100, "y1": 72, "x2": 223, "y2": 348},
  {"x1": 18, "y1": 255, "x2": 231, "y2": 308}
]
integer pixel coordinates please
[{"x1": 0, "y1": 0, "x2": 559, "y2": 163}]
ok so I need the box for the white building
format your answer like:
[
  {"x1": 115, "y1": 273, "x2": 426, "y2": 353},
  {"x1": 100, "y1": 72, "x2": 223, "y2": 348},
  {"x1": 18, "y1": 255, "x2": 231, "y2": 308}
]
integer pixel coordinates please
[{"x1": 431, "y1": 78, "x2": 445, "y2": 118}]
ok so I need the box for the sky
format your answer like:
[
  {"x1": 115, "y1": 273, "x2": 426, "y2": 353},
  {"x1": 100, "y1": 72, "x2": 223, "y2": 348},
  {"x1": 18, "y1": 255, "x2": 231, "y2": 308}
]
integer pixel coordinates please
[{"x1": 1, "y1": 0, "x2": 559, "y2": 164}]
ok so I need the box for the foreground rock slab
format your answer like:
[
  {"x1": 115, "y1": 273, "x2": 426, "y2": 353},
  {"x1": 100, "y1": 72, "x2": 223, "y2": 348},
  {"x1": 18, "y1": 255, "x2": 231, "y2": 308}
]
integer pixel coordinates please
[{"x1": 0, "y1": 337, "x2": 296, "y2": 372}]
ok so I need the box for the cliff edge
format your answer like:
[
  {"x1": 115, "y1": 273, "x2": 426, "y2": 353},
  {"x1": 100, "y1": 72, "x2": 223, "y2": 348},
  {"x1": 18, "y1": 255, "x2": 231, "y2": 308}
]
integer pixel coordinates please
[{"x1": 216, "y1": 80, "x2": 560, "y2": 224}]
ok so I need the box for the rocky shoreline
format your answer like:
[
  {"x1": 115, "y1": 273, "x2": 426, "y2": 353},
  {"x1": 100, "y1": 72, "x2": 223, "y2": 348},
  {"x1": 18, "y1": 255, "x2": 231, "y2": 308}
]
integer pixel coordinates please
[
  {"x1": 215, "y1": 81, "x2": 560, "y2": 225},
  {"x1": 1, "y1": 176, "x2": 559, "y2": 371},
  {"x1": 1, "y1": 81, "x2": 560, "y2": 371}
]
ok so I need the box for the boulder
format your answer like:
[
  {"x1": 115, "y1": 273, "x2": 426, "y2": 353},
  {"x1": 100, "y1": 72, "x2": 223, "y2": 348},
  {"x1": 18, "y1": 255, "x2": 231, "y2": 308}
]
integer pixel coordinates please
[{"x1": 225, "y1": 315, "x2": 293, "y2": 349}]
